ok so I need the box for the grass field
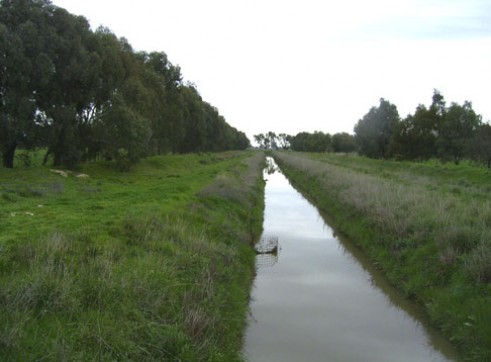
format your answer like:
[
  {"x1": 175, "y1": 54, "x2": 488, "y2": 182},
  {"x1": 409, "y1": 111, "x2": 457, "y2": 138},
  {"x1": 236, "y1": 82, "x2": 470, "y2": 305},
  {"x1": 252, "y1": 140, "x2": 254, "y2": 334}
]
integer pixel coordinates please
[
  {"x1": 0, "y1": 151, "x2": 265, "y2": 361},
  {"x1": 274, "y1": 151, "x2": 491, "y2": 362}
]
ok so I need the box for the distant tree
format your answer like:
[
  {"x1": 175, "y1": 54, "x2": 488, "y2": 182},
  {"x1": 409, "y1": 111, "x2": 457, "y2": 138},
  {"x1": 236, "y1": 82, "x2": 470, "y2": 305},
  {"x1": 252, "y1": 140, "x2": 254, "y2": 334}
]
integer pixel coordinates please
[
  {"x1": 289, "y1": 131, "x2": 330, "y2": 152},
  {"x1": 354, "y1": 98, "x2": 399, "y2": 159},
  {"x1": 178, "y1": 85, "x2": 248, "y2": 153},
  {"x1": 436, "y1": 101, "x2": 480, "y2": 164},
  {"x1": 266, "y1": 131, "x2": 278, "y2": 149},
  {"x1": 289, "y1": 132, "x2": 308, "y2": 151},
  {"x1": 254, "y1": 132, "x2": 277, "y2": 149},
  {"x1": 430, "y1": 89, "x2": 446, "y2": 118},
  {"x1": 178, "y1": 84, "x2": 206, "y2": 153},
  {"x1": 140, "y1": 51, "x2": 185, "y2": 154},
  {"x1": 467, "y1": 123, "x2": 491, "y2": 168},
  {"x1": 331, "y1": 132, "x2": 356, "y2": 153},
  {"x1": 277, "y1": 133, "x2": 290, "y2": 149},
  {"x1": 230, "y1": 130, "x2": 250, "y2": 150},
  {"x1": 254, "y1": 134, "x2": 266, "y2": 149},
  {"x1": 389, "y1": 104, "x2": 440, "y2": 160},
  {"x1": 309, "y1": 131, "x2": 331, "y2": 152}
]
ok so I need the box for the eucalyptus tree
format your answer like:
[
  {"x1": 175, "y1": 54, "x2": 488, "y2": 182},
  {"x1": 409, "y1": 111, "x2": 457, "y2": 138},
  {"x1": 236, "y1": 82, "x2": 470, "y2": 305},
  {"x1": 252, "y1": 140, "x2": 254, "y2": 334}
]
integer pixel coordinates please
[
  {"x1": 140, "y1": 51, "x2": 185, "y2": 154},
  {"x1": 36, "y1": 6, "x2": 100, "y2": 167},
  {"x1": 96, "y1": 43, "x2": 161, "y2": 168},
  {"x1": 0, "y1": 0, "x2": 55, "y2": 167},
  {"x1": 253, "y1": 132, "x2": 280, "y2": 149},
  {"x1": 467, "y1": 123, "x2": 491, "y2": 168},
  {"x1": 354, "y1": 98, "x2": 399, "y2": 159},
  {"x1": 0, "y1": 1, "x2": 251, "y2": 169},
  {"x1": 178, "y1": 84, "x2": 207, "y2": 153},
  {"x1": 289, "y1": 131, "x2": 331, "y2": 152},
  {"x1": 253, "y1": 133, "x2": 267, "y2": 149},
  {"x1": 77, "y1": 27, "x2": 127, "y2": 161},
  {"x1": 233, "y1": 130, "x2": 250, "y2": 150},
  {"x1": 331, "y1": 132, "x2": 356, "y2": 153},
  {"x1": 436, "y1": 101, "x2": 481, "y2": 164},
  {"x1": 389, "y1": 104, "x2": 440, "y2": 160},
  {"x1": 288, "y1": 132, "x2": 309, "y2": 151},
  {"x1": 276, "y1": 133, "x2": 290, "y2": 149},
  {"x1": 390, "y1": 91, "x2": 481, "y2": 163},
  {"x1": 203, "y1": 102, "x2": 224, "y2": 151}
]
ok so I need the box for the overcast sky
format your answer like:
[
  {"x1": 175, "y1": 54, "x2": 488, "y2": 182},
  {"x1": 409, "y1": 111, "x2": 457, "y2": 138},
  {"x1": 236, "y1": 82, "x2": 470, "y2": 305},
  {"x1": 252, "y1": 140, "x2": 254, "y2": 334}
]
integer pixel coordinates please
[{"x1": 53, "y1": 0, "x2": 491, "y2": 141}]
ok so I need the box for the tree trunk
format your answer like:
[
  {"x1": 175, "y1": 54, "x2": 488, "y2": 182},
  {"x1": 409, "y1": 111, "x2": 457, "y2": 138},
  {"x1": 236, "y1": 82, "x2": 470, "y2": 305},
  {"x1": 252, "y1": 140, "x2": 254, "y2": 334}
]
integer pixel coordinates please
[{"x1": 1, "y1": 142, "x2": 17, "y2": 168}]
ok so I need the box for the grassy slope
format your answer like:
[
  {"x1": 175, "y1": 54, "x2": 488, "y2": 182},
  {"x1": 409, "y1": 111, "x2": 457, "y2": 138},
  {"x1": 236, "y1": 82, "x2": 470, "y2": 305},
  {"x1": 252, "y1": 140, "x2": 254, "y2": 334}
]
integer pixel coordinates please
[
  {"x1": 0, "y1": 151, "x2": 265, "y2": 361},
  {"x1": 273, "y1": 151, "x2": 491, "y2": 362}
]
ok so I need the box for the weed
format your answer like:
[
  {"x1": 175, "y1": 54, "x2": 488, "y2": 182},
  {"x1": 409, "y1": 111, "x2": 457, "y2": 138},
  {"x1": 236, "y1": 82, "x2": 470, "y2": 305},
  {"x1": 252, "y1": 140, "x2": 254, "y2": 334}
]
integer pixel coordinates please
[
  {"x1": 436, "y1": 226, "x2": 480, "y2": 254},
  {"x1": 465, "y1": 242, "x2": 491, "y2": 283}
]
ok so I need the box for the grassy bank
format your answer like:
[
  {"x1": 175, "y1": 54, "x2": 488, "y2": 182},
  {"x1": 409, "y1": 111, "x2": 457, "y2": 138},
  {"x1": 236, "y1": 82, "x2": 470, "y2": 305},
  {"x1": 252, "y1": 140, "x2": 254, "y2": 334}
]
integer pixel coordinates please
[
  {"x1": 0, "y1": 151, "x2": 265, "y2": 361},
  {"x1": 273, "y1": 151, "x2": 491, "y2": 362}
]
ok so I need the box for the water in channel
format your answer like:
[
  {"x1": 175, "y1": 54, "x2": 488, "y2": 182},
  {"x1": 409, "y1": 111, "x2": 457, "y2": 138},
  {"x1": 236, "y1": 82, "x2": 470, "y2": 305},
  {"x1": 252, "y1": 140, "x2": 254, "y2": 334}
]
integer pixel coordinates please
[{"x1": 243, "y1": 158, "x2": 459, "y2": 362}]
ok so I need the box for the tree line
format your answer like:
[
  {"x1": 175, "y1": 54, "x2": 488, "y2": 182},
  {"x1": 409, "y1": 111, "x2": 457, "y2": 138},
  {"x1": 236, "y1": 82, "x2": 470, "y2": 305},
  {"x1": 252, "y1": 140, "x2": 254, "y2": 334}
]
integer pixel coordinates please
[
  {"x1": 254, "y1": 131, "x2": 356, "y2": 153},
  {"x1": 255, "y1": 90, "x2": 489, "y2": 168},
  {"x1": 354, "y1": 91, "x2": 490, "y2": 166},
  {"x1": 0, "y1": 0, "x2": 249, "y2": 170}
]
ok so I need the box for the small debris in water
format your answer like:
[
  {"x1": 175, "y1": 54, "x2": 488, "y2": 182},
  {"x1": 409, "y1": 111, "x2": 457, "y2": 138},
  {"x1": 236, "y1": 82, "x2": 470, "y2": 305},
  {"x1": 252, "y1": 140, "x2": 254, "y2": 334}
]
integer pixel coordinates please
[{"x1": 255, "y1": 236, "x2": 279, "y2": 254}]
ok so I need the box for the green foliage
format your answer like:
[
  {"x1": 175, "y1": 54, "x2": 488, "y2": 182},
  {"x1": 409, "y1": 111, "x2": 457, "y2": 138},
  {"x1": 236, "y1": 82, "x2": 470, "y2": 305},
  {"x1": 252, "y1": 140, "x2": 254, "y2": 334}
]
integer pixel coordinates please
[
  {"x1": 436, "y1": 101, "x2": 480, "y2": 165},
  {"x1": 372, "y1": 90, "x2": 485, "y2": 165},
  {"x1": 289, "y1": 131, "x2": 332, "y2": 152},
  {"x1": 0, "y1": 0, "x2": 54, "y2": 167},
  {"x1": 389, "y1": 103, "x2": 440, "y2": 160},
  {"x1": 354, "y1": 98, "x2": 400, "y2": 159},
  {"x1": 0, "y1": 151, "x2": 265, "y2": 360},
  {"x1": 467, "y1": 123, "x2": 491, "y2": 168},
  {"x1": 254, "y1": 131, "x2": 355, "y2": 153},
  {"x1": 331, "y1": 132, "x2": 356, "y2": 153},
  {"x1": 0, "y1": 1, "x2": 250, "y2": 170},
  {"x1": 253, "y1": 131, "x2": 281, "y2": 150}
]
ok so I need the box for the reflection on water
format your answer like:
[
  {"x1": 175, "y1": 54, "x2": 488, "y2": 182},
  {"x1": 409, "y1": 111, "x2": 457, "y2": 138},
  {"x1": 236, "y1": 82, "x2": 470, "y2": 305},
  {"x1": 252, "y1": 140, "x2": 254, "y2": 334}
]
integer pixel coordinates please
[
  {"x1": 243, "y1": 158, "x2": 458, "y2": 362},
  {"x1": 255, "y1": 252, "x2": 279, "y2": 268},
  {"x1": 264, "y1": 156, "x2": 280, "y2": 175}
]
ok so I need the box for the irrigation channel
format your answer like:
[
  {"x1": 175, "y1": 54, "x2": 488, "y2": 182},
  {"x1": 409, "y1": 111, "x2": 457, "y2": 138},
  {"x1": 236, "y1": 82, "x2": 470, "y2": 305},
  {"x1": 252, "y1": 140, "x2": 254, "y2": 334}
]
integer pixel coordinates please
[{"x1": 243, "y1": 157, "x2": 459, "y2": 362}]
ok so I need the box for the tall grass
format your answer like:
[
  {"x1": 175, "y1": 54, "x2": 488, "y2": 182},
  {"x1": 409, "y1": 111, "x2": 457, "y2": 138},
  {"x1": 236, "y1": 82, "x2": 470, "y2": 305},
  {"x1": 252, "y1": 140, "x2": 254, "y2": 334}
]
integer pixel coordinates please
[
  {"x1": 0, "y1": 151, "x2": 265, "y2": 361},
  {"x1": 274, "y1": 151, "x2": 491, "y2": 361}
]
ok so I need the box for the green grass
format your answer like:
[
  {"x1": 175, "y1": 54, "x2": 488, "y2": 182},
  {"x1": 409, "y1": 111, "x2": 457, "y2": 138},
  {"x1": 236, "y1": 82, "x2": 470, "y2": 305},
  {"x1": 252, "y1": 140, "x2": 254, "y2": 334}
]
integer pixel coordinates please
[
  {"x1": 0, "y1": 151, "x2": 265, "y2": 361},
  {"x1": 273, "y1": 151, "x2": 491, "y2": 362}
]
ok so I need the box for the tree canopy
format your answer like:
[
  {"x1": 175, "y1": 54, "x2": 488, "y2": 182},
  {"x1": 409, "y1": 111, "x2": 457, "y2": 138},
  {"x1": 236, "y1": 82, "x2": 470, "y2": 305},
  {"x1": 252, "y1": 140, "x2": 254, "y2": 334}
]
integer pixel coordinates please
[
  {"x1": 386, "y1": 90, "x2": 484, "y2": 165},
  {"x1": 354, "y1": 98, "x2": 400, "y2": 159},
  {"x1": 254, "y1": 90, "x2": 487, "y2": 167},
  {"x1": 350, "y1": 90, "x2": 488, "y2": 166},
  {"x1": 0, "y1": 0, "x2": 249, "y2": 169},
  {"x1": 253, "y1": 131, "x2": 355, "y2": 153}
]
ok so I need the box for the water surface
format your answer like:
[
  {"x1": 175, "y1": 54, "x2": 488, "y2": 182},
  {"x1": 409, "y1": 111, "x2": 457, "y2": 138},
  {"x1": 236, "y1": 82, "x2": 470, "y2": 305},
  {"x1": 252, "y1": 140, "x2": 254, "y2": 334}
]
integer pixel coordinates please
[{"x1": 243, "y1": 159, "x2": 458, "y2": 362}]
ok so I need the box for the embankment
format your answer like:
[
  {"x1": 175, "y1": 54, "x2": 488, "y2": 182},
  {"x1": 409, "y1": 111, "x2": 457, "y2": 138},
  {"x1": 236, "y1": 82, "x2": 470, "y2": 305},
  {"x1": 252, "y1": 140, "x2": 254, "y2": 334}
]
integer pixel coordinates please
[
  {"x1": 273, "y1": 151, "x2": 491, "y2": 362},
  {"x1": 0, "y1": 151, "x2": 265, "y2": 361}
]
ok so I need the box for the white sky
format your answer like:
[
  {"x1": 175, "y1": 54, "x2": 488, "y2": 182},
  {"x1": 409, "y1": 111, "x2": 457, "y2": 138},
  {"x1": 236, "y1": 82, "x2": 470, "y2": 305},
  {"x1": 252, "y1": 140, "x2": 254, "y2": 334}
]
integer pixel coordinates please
[{"x1": 53, "y1": 0, "x2": 491, "y2": 141}]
